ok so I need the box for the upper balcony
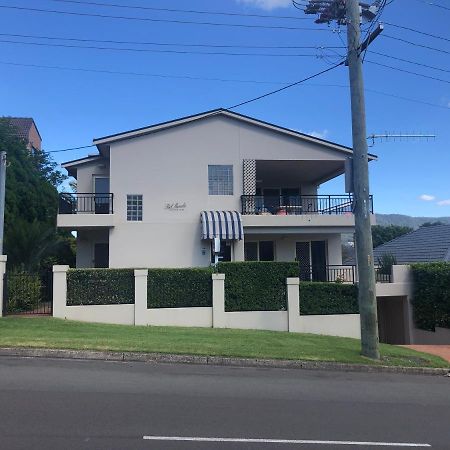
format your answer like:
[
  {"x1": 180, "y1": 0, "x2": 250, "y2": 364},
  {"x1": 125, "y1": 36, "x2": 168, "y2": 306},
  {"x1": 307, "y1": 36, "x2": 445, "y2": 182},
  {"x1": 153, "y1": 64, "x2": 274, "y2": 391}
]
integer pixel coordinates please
[
  {"x1": 241, "y1": 194, "x2": 374, "y2": 230},
  {"x1": 57, "y1": 193, "x2": 115, "y2": 229}
]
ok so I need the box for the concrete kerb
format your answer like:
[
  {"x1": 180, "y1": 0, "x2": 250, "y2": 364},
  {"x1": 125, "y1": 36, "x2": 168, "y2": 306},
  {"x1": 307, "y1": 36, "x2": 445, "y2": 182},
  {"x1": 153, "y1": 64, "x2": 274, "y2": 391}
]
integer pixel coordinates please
[{"x1": 0, "y1": 347, "x2": 448, "y2": 376}]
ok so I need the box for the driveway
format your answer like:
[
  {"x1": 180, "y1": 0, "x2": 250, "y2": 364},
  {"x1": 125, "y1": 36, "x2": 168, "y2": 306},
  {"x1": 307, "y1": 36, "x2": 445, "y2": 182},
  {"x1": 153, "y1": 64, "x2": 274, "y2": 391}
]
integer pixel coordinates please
[{"x1": 403, "y1": 345, "x2": 450, "y2": 363}]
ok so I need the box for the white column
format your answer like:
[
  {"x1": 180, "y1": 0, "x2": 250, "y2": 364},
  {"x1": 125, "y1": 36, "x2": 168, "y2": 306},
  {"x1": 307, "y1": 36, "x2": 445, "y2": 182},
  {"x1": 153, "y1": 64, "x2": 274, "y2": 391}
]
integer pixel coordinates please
[
  {"x1": 53, "y1": 265, "x2": 69, "y2": 319},
  {"x1": 212, "y1": 273, "x2": 226, "y2": 328},
  {"x1": 134, "y1": 269, "x2": 148, "y2": 326},
  {"x1": 0, "y1": 255, "x2": 7, "y2": 317},
  {"x1": 233, "y1": 239, "x2": 245, "y2": 262},
  {"x1": 286, "y1": 277, "x2": 300, "y2": 332}
]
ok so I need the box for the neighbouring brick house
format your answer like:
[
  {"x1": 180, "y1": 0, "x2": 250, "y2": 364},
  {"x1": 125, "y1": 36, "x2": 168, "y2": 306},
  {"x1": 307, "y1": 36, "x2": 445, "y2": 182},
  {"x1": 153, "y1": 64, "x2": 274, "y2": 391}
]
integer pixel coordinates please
[{"x1": 3, "y1": 117, "x2": 42, "y2": 151}]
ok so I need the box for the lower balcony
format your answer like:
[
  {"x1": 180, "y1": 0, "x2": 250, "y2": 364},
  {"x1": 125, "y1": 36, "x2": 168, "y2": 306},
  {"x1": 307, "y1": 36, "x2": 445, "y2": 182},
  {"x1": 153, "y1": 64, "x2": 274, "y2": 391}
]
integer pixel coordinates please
[{"x1": 57, "y1": 193, "x2": 114, "y2": 229}]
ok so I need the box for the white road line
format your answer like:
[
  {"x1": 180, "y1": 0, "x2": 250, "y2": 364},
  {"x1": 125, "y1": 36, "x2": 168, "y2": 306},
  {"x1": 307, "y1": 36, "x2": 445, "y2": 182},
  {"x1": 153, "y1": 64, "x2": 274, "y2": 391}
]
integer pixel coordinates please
[{"x1": 142, "y1": 436, "x2": 431, "y2": 447}]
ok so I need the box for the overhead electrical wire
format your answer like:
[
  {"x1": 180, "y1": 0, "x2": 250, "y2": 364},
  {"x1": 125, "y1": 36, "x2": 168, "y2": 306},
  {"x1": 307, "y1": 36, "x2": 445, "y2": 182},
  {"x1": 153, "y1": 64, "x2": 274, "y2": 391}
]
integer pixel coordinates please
[
  {"x1": 370, "y1": 50, "x2": 450, "y2": 74},
  {"x1": 227, "y1": 61, "x2": 345, "y2": 109},
  {"x1": 0, "y1": 4, "x2": 330, "y2": 31},
  {"x1": 366, "y1": 60, "x2": 450, "y2": 84},
  {"x1": 47, "y1": 0, "x2": 312, "y2": 20},
  {"x1": 384, "y1": 21, "x2": 450, "y2": 43},
  {"x1": 0, "y1": 38, "x2": 338, "y2": 58},
  {"x1": 0, "y1": 32, "x2": 344, "y2": 50},
  {"x1": 414, "y1": 0, "x2": 450, "y2": 12},
  {"x1": 382, "y1": 34, "x2": 450, "y2": 55},
  {"x1": 2, "y1": 60, "x2": 447, "y2": 111}
]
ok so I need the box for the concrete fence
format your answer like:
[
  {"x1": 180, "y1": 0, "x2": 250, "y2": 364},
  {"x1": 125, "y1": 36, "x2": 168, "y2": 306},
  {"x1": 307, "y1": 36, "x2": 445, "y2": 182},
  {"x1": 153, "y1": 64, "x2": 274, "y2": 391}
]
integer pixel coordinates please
[{"x1": 52, "y1": 266, "x2": 361, "y2": 338}]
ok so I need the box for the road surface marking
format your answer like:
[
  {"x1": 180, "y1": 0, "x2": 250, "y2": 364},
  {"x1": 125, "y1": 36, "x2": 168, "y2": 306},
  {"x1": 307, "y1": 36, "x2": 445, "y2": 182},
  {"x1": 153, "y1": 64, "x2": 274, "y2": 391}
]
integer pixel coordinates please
[{"x1": 142, "y1": 436, "x2": 431, "y2": 447}]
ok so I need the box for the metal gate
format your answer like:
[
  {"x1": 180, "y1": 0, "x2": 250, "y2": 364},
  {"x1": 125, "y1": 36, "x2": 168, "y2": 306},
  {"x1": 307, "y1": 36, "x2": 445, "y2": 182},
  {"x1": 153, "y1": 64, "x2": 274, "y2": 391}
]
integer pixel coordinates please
[{"x1": 2, "y1": 270, "x2": 53, "y2": 316}]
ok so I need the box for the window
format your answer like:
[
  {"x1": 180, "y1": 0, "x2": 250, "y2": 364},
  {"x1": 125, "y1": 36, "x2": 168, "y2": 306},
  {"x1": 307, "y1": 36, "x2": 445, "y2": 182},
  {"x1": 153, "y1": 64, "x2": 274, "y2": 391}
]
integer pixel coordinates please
[
  {"x1": 259, "y1": 241, "x2": 274, "y2": 261},
  {"x1": 244, "y1": 241, "x2": 274, "y2": 261},
  {"x1": 244, "y1": 242, "x2": 258, "y2": 261},
  {"x1": 208, "y1": 165, "x2": 233, "y2": 195},
  {"x1": 127, "y1": 195, "x2": 143, "y2": 221}
]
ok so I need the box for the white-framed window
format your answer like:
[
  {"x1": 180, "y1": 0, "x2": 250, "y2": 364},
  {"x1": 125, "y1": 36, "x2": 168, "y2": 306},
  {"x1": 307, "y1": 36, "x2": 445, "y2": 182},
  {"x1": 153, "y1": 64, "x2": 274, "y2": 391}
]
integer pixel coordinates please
[
  {"x1": 208, "y1": 165, "x2": 233, "y2": 195},
  {"x1": 127, "y1": 194, "x2": 143, "y2": 221}
]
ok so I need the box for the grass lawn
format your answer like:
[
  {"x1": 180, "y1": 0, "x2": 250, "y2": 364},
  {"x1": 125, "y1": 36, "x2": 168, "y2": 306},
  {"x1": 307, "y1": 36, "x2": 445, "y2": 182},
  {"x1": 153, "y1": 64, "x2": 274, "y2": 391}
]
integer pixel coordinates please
[{"x1": 0, "y1": 317, "x2": 448, "y2": 368}]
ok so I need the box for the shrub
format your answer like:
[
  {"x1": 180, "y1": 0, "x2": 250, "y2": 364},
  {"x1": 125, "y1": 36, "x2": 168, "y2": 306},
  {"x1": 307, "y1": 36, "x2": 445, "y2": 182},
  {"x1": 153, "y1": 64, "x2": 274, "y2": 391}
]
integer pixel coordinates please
[
  {"x1": 377, "y1": 252, "x2": 397, "y2": 275},
  {"x1": 299, "y1": 282, "x2": 359, "y2": 315},
  {"x1": 147, "y1": 268, "x2": 213, "y2": 308},
  {"x1": 67, "y1": 269, "x2": 135, "y2": 306},
  {"x1": 411, "y1": 263, "x2": 450, "y2": 331},
  {"x1": 218, "y1": 262, "x2": 298, "y2": 312},
  {"x1": 6, "y1": 271, "x2": 42, "y2": 312}
]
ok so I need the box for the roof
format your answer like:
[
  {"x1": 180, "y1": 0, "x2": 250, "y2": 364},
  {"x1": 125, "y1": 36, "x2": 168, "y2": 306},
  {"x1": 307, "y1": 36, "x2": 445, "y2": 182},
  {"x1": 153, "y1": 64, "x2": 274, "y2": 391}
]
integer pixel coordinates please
[
  {"x1": 61, "y1": 155, "x2": 103, "y2": 177},
  {"x1": 93, "y1": 108, "x2": 378, "y2": 160},
  {"x1": 5, "y1": 117, "x2": 42, "y2": 141},
  {"x1": 373, "y1": 225, "x2": 450, "y2": 264}
]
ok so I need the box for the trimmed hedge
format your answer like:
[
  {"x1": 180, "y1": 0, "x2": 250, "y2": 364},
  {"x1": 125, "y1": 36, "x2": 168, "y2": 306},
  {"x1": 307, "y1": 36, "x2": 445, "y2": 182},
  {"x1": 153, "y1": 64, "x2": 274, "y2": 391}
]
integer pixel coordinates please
[
  {"x1": 411, "y1": 263, "x2": 450, "y2": 331},
  {"x1": 218, "y1": 262, "x2": 298, "y2": 312},
  {"x1": 299, "y1": 282, "x2": 359, "y2": 315},
  {"x1": 6, "y1": 271, "x2": 42, "y2": 313},
  {"x1": 67, "y1": 269, "x2": 135, "y2": 306},
  {"x1": 147, "y1": 268, "x2": 213, "y2": 308}
]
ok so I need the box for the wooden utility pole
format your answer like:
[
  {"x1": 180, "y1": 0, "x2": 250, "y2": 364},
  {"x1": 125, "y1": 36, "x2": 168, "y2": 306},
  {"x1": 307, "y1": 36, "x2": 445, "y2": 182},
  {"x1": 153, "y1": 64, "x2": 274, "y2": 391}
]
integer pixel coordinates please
[
  {"x1": 0, "y1": 151, "x2": 6, "y2": 254},
  {"x1": 303, "y1": 0, "x2": 382, "y2": 359},
  {"x1": 346, "y1": 0, "x2": 379, "y2": 360}
]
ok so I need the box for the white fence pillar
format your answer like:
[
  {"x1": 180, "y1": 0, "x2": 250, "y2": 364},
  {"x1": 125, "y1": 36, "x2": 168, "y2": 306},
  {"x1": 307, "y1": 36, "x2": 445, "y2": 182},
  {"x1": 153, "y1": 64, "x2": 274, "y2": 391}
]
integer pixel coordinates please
[
  {"x1": 286, "y1": 277, "x2": 300, "y2": 332},
  {"x1": 134, "y1": 269, "x2": 148, "y2": 326},
  {"x1": 0, "y1": 255, "x2": 7, "y2": 317},
  {"x1": 212, "y1": 273, "x2": 225, "y2": 328},
  {"x1": 53, "y1": 265, "x2": 69, "y2": 319}
]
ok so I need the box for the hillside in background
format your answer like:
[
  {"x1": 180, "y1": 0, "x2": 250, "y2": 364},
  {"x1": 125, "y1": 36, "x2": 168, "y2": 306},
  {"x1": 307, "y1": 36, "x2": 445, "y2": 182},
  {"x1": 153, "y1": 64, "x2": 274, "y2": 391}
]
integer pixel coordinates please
[{"x1": 376, "y1": 214, "x2": 450, "y2": 229}]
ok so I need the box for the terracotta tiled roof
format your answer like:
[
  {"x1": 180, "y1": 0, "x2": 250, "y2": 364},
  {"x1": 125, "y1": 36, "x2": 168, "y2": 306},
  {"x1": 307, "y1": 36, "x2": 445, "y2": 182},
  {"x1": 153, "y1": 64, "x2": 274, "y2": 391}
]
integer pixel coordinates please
[{"x1": 6, "y1": 117, "x2": 35, "y2": 140}]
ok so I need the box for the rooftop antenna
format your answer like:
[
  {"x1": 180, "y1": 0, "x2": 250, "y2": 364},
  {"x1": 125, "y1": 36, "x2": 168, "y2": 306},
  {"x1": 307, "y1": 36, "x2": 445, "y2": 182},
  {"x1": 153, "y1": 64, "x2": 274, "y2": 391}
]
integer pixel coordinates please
[{"x1": 367, "y1": 132, "x2": 436, "y2": 146}]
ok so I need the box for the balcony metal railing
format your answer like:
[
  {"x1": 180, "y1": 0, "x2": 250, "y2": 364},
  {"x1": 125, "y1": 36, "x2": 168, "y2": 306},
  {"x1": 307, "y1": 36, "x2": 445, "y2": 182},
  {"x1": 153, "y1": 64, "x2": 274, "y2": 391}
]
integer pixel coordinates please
[
  {"x1": 298, "y1": 264, "x2": 392, "y2": 284},
  {"x1": 58, "y1": 193, "x2": 114, "y2": 214},
  {"x1": 241, "y1": 195, "x2": 374, "y2": 216}
]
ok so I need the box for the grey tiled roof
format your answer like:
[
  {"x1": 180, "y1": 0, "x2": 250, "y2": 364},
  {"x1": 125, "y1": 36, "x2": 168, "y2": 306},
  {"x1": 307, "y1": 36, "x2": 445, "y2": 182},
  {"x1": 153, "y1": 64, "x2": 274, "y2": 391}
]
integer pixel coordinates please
[{"x1": 373, "y1": 225, "x2": 450, "y2": 264}]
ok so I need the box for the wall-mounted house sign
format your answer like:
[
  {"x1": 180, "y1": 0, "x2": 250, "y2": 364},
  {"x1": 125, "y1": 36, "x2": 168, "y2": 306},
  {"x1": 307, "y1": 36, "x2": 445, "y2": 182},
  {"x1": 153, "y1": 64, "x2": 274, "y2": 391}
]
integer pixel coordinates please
[{"x1": 165, "y1": 202, "x2": 187, "y2": 211}]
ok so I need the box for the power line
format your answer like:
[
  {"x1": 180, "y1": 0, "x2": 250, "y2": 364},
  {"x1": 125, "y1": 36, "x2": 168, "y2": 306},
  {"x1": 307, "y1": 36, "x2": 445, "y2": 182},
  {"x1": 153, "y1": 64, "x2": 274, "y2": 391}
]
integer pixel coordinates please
[
  {"x1": 0, "y1": 38, "x2": 339, "y2": 58},
  {"x1": 366, "y1": 60, "x2": 450, "y2": 84},
  {"x1": 0, "y1": 32, "x2": 344, "y2": 50},
  {"x1": 384, "y1": 21, "x2": 450, "y2": 43},
  {"x1": 48, "y1": 0, "x2": 313, "y2": 20},
  {"x1": 382, "y1": 34, "x2": 450, "y2": 55},
  {"x1": 0, "y1": 4, "x2": 330, "y2": 31},
  {"x1": 228, "y1": 61, "x2": 344, "y2": 109},
  {"x1": 370, "y1": 50, "x2": 450, "y2": 74},
  {"x1": 46, "y1": 144, "x2": 96, "y2": 153},
  {"x1": 414, "y1": 0, "x2": 450, "y2": 11},
  {"x1": 2, "y1": 60, "x2": 448, "y2": 110}
]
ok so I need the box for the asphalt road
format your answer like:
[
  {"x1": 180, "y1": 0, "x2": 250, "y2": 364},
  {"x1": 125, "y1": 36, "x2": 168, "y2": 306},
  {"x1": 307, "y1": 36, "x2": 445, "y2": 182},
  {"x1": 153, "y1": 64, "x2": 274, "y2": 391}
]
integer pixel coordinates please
[{"x1": 0, "y1": 357, "x2": 449, "y2": 450}]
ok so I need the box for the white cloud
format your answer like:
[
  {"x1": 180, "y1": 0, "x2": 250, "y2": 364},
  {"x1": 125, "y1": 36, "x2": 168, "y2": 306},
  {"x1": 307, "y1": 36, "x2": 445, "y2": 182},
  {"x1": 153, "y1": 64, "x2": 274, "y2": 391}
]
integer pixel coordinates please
[
  {"x1": 419, "y1": 194, "x2": 435, "y2": 201},
  {"x1": 309, "y1": 129, "x2": 329, "y2": 139},
  {"x1": 437, "y1": 199, "x2": 450, "y2": 206},
  {"x1": 235, "y1": 0, "x2": 292, "y2": 10}
]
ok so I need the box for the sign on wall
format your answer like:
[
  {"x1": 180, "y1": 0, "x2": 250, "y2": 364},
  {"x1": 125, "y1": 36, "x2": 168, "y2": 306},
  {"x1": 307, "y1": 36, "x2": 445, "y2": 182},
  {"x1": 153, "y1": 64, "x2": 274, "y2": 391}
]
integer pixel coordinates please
[{"x1": 165, "y1": 202, "x2": 187, "y2": 211}]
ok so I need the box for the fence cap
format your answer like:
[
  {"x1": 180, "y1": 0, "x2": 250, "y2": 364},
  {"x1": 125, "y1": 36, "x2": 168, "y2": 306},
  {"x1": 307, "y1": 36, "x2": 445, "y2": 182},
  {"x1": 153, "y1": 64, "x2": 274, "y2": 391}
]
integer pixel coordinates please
[
  {"x1": 212, "y1": 273, "x2": 225, "y2": 280},
  {"x1": 0, "y1": 255, "x2": 6, "y2": 263},
  {"x1": 286, "y1": 277, "x2": 300, "y2": 285},
  {"x1": 134, "y1": 269, "x2": 148, "y2": 277},
  {"x1": 53, "y1": 265, "x2": 69, "y2": 272}
]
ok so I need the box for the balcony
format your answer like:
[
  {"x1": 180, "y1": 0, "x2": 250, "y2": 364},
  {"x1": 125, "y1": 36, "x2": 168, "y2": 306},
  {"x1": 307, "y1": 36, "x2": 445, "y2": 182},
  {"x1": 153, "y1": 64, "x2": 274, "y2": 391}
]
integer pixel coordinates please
[
  {"x1": 241, "y1": 195, "x2": 374, "y2": 231},
  {"x1": 57, "y1": 193, "x2": 114, "y2": 229},
  {"x1": 298, "y1": 264, "x2": 391, "y2": 284}
]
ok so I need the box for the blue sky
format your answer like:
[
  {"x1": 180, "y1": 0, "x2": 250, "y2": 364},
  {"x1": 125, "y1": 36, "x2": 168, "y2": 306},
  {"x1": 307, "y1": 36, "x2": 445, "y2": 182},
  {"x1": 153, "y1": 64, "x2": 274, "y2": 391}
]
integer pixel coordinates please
[{"x1": 1, "y1": 0, "x2": 449, "y2": 216}]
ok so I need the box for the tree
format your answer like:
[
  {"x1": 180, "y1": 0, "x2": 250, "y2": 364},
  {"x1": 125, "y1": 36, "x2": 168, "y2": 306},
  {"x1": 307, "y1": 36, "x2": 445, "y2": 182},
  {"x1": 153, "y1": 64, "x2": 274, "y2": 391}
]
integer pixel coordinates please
[
  {"x1": 372, "y1": 225, "x2": 413, "y2": 248},
  {"x1": 420, "y1": 221, "x2": 446, "y2": 227},
  {"x1": 0, "y1": 119, "x2": 75, "y2": 270}
]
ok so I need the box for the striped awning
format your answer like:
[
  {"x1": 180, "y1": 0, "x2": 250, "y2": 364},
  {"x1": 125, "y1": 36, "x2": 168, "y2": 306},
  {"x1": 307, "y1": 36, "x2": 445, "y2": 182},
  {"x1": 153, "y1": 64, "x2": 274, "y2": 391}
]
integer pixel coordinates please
[{"x1": 200, "y1": 211, "x2": 243, "y2": 241}]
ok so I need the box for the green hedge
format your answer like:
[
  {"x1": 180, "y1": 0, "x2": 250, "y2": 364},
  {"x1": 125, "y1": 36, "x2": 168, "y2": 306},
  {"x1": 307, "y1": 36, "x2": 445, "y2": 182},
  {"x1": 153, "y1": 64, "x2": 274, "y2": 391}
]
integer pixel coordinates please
[
  {"x1": 67, "y1": 269, "x2": 135, "y2": 306},
  {"x1": 147, "y1": 268, "x2": 213, "y2": 308},
  {"x1": 6, "y1": 271, "x2": 42, "y2": 313},
  {"x1": 411, "y1": 263, "x2": 450, "y2": 331},
  {"x1": 299, "y1": 282, "x2": 359, "y2": 315},
  {"x1": 218, "y1": 262, "x2": 298, "y2": 312}
]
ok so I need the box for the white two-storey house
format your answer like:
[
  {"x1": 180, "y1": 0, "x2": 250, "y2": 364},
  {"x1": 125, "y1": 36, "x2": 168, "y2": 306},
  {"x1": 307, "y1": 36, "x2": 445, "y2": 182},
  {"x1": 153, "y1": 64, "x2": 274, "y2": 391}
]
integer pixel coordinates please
[{"x1": 58, "y1": 109, "x2": 376, "y2": 277}]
